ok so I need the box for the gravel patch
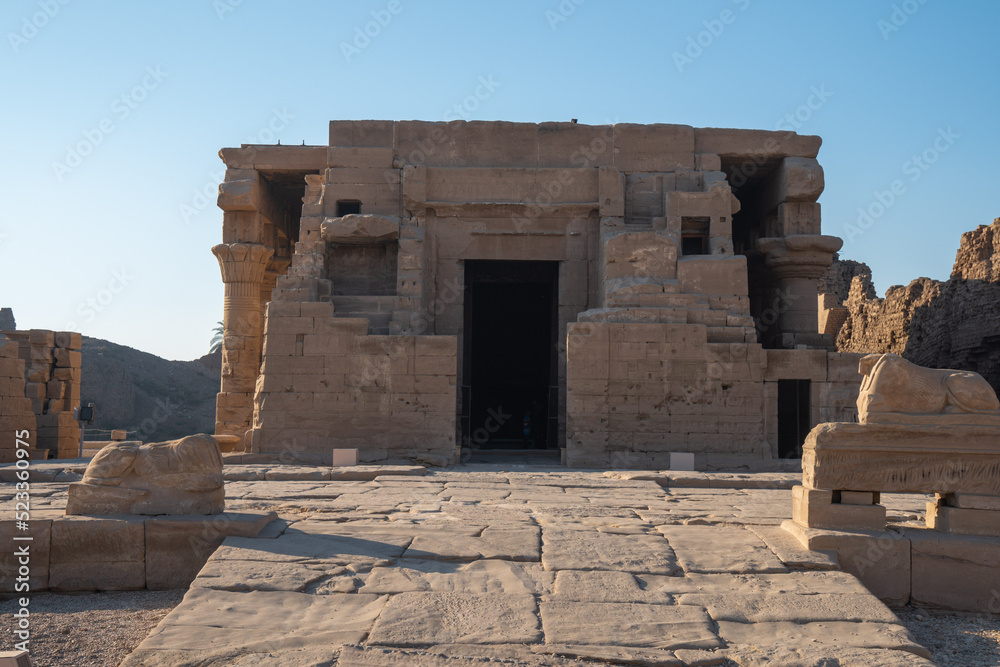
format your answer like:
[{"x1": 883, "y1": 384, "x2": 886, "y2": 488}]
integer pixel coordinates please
[
  {"x1": 898, "y1": 607, "x2": 1000, "y2": 666},
  {"x1": 0, "y1": 589, "x2": 184, "y2": 666}
]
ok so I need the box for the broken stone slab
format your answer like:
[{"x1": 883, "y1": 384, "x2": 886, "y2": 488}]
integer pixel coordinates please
[
  {"x1": 656, "y1": 525, "x2": 787, "y2": 574},
  {"x1": 330, "y1": 465, "x2": 428, "y2": 481},
  {"x1": 539, "y1": 601, "x2": 722, "y2": 650},
  {"x1": 748, "y1": 524, "x2": 839, "y2": 570},
  {"x1": 723, "y1": 645, "x2": 935, "y2": 667},
  {"x1": 716, "y1": 620, "x2": 929, "y2": 658},
  {"x1": 367, "y1": 592, "x2": 542, "y2": 646},
  {"x1": 321, "y1": 214, "x2": 399, "y2": 244},
  {"x1": 403, "y1": 525, "x2": 540, "y2": 561},
  {"x1": 530, "y1": 644, "x2": 683, "y2": 666},
  {"x1": 550, "y1": 570, "x2": 674, "y2": 604},
  {"x1": 132, "y1": 588, "x2": 387, "y2": 654},
  {"x1": 541, "y1": 527, "x2": 680, "y2": 574},
  {"x1": 191, "y1": 559, "x2": 332, "y2": 592},
  {"x1": 335, "y1": 644, "x2": 583, "y2": 666},
  {"x1": 66, "y1": 434, "x2": 224, "y2": 516},
  {"x1": 677, "y1": 591, "x2": 899, "y2": 624},
  {"x1": 361, "y1": 559, "x2": 550, "y2": 595}
]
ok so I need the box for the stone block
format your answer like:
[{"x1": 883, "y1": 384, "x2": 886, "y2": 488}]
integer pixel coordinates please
[
  {"x1": 49, "y1": 516, "x2": 146, "y2": 591},
  {"x1": 677, "y1": 256, "x2": 747, "y2": 297},
  {"x1": 53, "y1": 349, "x2": 82, "y2": 368},
  {"x1": 840, "y1": 491, "x2": 878, "y2": 506},
  {"x1": 947, "y1": 493, "x2": 1000, "y2": 510},
  {"x1": 0, "y1": 519, "x2": 51, "y2": 591},
  {"x1": 782, "y1": 520, "x2": 910, "y2": 606},
  {"x1": 792, "y1": 485, "x2": 886, "y2": 531},
  {"x1": 145, "y1": 512, "x2": 275, "y2": 590},
  {"x1": 926, "y1": 502, "x2": 1000, "y2": 537},
  {"x1": 54, "y1": 332, "x2": 82, "y2": 349},
  {"x1": 765, "y1": 349, "x2": 828, "y2": 381},
  {"x1": 907, "y1": 527, "x2": 1000, "y2": 612}
]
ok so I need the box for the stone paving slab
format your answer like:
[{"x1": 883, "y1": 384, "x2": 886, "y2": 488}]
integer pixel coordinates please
[
  {"x1": 368, "y1": 592, "x2": 543, "y2": 646},
  {"x1": 656, "y1": 525, "x2": 787, "y2": 574},
  {"x1": 99, "y1": 466, "x2": 936, "y2": 665},
  {"x1": 540, "y1": 601, "x2": 721, "y2": 650}
]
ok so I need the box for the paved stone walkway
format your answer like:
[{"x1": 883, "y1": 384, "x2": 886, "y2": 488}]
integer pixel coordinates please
[{"x1": 111, "y1": 466, "x2": 934, "y2": 666}]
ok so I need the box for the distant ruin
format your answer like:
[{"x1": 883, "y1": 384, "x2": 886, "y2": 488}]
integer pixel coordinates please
[{"x1": 832, "y1": 218, "x2": 1000, "y2": 392}]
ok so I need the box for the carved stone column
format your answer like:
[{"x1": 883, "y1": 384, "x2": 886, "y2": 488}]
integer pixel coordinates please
[
  {"x1": 212, "y1": 242, "x2": 274, "y2": 437},
  {"x1": 755, "y1": 235, "x2": 842, "y2": 347}
]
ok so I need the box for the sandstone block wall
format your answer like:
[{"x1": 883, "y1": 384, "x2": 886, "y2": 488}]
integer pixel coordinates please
[
  {"x1": 1, "y1": 330, "x2": 82, "y2": 459},
  {"x1": 249, "y1": 301, "x2": 457, "y2": 464},
  {"x1": 566, "y1": 322, "x2": 768, "y2": 467},
  {"x1": 836, "y1": 218, "x2": 1000, "y2": 392},
  {"x1": 218, "y1": 121, "x2": 841, "y2": 467},
  {"x1": 0, "y1": 336, "x2": 36, "y2": 463}
]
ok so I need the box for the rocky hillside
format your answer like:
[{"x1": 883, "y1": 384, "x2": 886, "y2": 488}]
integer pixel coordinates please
[
  {"x1": 834, "y1": 218, "x2": 1000, "y2": 391},
  {"x1": 80, "y1": 338, "x2": 220, "y2": 442}
]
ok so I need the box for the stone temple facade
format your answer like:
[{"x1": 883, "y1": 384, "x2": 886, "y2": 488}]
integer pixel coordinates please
[{"x1": 213, "y1": 120, "x2": 863, "y2": 467}]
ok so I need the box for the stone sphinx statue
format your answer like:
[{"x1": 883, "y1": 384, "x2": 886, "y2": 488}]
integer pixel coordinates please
[
  {"x1": 66, "y1": 433, "x2": 225, "y2": 515},
  {"x1": 857, "y1": 353, "x2": 1000, "y2": 425}
]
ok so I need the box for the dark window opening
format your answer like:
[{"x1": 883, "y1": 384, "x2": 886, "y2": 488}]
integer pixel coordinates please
[
  {"x1": 777, "y1": 379, "x2": 812, "y2": 458},
  {"x1": 681, "y1": 217, "x2": 710, "y2": 256},
  {"x1": 462, "y1": 261, "x2": 558, "y2": 450},
  {"x1": 336, "y1": 200, "x2": 361, "y2": 217}
]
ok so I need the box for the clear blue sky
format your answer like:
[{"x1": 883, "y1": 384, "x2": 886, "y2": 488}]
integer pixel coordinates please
[{"x1": 2, "y1": 1, "x2": 997, "y2": 360}]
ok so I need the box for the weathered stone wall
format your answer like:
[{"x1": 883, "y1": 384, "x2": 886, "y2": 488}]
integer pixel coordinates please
[
  {"x1": 837, "y1": 218, "x2": 1000, "y2": 391},
  {"x1": 0, "y1": 335, "x2": 36, "y2": 463},
  {"x1": 220, "y1": 121, "x2": 841, "y2": 466},
  {"x1": 1, "y1": 330, "x2": 82, "y2": 459},
  {"x1": 249, "y1": 301, "x2": 456, "y2": 464}
]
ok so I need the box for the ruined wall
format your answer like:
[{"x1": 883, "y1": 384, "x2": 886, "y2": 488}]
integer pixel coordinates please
[
  {"x1": 0, "y1": 336, "x2": 36, "y2": 463},
  {"x1": 2, "y1": 330, "x2": 83, "y2": 458},
  {"x1": 837, "y1": 218, "x2": 1000, "y2": 391}
]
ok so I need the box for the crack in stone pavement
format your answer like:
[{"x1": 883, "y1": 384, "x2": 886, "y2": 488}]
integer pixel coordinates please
[{"x1": 106, "y1": 465, "x2": 936, "y2": 666}]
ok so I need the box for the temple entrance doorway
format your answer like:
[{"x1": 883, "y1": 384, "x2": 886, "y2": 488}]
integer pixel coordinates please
[{"x1": 462, "y1": 260, "x2": 558, "y2": 457}]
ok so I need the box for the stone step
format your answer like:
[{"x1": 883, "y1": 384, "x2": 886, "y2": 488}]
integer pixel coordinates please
[{"x1": 328, "y1": 295, "x2": 396, "y2": 312}]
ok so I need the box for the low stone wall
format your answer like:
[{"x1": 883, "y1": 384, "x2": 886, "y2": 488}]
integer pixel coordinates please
[
  {"x1": 249, "y1": 302, "x2": 457, "y2": 465},
  {"x1": 0, "y1": 511, "x2": 275, "y2": 592}
]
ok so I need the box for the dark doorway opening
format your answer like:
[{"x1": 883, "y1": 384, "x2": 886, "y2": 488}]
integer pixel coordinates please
[
  {"x1": 777, "y1": 379, "x2": 812, "y2": 458},
  {"x1": 462, "y1": 261, "x2": 558, "y2": 450}
]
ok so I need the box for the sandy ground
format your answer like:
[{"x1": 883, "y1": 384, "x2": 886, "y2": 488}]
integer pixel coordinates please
[{"x1": 0, "y1": 590, "x2": 184, "y2": 667}]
